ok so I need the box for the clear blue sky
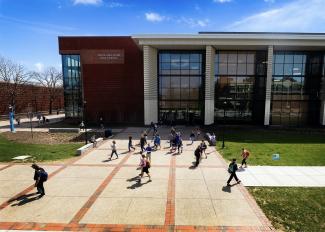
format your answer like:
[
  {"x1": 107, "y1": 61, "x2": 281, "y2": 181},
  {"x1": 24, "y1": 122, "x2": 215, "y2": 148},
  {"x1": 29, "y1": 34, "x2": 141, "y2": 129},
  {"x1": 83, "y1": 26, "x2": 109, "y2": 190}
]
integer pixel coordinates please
[{"x1": 0, "y1": 0, "x2": 325, "y2": 72}]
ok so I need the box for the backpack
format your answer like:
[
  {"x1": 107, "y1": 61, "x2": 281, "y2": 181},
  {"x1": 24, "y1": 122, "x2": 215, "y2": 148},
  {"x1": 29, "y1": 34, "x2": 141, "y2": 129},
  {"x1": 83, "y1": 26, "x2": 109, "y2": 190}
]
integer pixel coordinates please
[
  {"x1": 228, "y1": 163, "x2": 234, "y2": 174},
  {"x1": 39, "y1": 170, "x2": 48, "y2": 182},
  {"x1": 146, "y1": 160, "x2": 151, "y2": 168}
]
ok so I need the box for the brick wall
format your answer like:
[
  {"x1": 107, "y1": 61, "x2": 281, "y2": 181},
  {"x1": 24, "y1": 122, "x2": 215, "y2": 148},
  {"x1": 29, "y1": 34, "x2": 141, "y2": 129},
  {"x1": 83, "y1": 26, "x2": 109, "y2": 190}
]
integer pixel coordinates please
[{"x1": 0, "y1": 82, "x2": 64, "y2": 115}]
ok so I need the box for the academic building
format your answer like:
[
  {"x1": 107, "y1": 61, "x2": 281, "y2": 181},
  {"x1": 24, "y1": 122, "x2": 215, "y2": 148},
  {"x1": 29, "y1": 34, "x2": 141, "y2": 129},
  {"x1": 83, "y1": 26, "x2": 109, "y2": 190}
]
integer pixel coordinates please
[{"x1": 58, "y1": 32, "x2": 325, "y2": 127}]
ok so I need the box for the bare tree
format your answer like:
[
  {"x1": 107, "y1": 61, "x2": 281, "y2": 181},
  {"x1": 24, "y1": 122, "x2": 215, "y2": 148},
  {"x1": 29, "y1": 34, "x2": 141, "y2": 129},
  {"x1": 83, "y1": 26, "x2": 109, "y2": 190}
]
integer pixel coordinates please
[
  {"x1": 31, "y1": 67, "x2": 63, "y2": 114},
  {"x1": 0, "y1": 56, "x2": 29, "y2": 111}
]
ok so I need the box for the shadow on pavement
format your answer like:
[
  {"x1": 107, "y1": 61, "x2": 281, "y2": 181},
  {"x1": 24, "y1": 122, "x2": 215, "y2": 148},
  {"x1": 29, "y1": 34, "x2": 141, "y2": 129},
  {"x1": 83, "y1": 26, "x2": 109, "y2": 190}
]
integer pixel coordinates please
[{"x1": 9, "y1": 192, "x2": 42, "y2": 206}]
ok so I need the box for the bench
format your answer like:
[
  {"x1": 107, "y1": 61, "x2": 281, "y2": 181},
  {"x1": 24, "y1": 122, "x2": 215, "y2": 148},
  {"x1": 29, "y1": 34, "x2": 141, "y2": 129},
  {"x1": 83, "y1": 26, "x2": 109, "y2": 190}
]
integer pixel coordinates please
[
  {"x1": 76, "y1": 143, "x2": 93, "y2": 155},
  {"x1": 76, "y1": 137, "x2": 104, "y2": 155},
  {"x1": 49, "y1": 128, "x2": 80, "y2": 133},
  {"x1": 12, "y1": 155, "x2": 34, "y2": 162}
]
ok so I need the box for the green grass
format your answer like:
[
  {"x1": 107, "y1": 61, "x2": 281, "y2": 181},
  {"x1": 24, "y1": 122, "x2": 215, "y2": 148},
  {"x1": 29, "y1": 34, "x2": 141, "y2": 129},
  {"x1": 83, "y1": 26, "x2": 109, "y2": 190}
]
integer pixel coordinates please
[
  {"x1": 248, "y1": 187, "x2": 325, "y2": 232},
  {"x1": 216, "y1": 129, "x2": 325, "y2": 166},
  {"x1": 0, "y1": 134, "x2": 81, "y2": 162}
]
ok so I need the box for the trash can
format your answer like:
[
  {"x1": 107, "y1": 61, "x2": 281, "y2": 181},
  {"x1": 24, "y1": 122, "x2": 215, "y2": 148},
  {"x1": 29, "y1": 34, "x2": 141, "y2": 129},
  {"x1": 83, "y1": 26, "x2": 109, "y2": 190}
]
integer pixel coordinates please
[{"x1": 104, "y1": 129, "x2": 112, "y2": 138}]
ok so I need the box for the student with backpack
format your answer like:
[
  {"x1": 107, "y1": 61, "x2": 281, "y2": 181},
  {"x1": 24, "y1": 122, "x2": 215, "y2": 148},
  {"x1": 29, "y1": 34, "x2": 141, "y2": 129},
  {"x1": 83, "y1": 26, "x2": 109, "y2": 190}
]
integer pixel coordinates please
[
  {"x1": 139, "y1": 154, "x2": 151, "y2": 181},
  {"x1": 240, "y1": 148, "x2": 250, "y2": 168},
  {"x1": 227, "y1": 159, "x2": 241, "y2": 186},
  {"x1": 31, "y1": 164, "x2": 48, "y2": 196}
]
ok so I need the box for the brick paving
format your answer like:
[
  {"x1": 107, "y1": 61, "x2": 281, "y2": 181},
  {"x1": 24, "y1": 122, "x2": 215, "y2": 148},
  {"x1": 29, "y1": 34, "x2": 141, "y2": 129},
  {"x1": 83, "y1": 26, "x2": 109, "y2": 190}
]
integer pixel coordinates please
[{"x1": 0, "y1": 127, "x2": 274, "y2": 231}]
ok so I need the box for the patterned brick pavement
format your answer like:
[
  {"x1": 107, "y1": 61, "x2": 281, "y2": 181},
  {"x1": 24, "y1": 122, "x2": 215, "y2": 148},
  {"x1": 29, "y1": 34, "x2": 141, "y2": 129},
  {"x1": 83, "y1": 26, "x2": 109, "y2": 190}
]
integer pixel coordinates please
[{"x1": 0, "y1": 127, "x2": 274, "y2": 232}]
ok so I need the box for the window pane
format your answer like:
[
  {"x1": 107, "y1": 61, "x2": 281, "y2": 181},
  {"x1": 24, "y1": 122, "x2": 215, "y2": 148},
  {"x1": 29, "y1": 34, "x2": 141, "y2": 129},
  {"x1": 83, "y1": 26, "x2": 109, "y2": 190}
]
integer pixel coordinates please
[
  {"x1": 237, "y1": 64, "x2": 246, "y2": 75},
  {"x1": 237, "y1": 53, "x2": 246, "y2": 63},
  {"x1": 228, "y1": 53, "x2": 237, "y2": 63},
  {"x1": 274, "y1": 64, "x2": 284, "y2": 75},
  {"x1": 284, "y1": 54, "x2": 294, "y2": 63},
  {"x1": 284, "y1": 64, "x2": 293, "y2": 75}
]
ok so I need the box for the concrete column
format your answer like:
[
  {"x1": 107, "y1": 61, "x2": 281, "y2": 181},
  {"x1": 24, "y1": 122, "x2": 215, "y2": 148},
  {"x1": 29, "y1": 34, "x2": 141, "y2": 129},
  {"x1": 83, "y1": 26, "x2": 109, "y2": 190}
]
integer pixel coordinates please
[
  {"x1": 264, "y1": 45, "x2": 273, "y2": 126},
  {"x1": 204, "y1": 45, "x2": 215, "y2": 125},
  {"x1": 320, "y1": 76, "x2": 325, "y2": 125},
  {"x1": 143, "y1": 45, "x2": 158, "y2": 125}
]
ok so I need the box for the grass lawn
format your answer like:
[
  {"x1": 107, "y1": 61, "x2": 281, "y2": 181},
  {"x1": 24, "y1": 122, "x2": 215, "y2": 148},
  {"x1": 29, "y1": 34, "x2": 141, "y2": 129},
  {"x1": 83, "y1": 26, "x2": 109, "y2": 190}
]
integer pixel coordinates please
[
  {"x1": 0, "y1": 134, "x2": 81, "y2": 162},
  {"x1": 216, "y1": 129, "x2": 325, "y2": 166},
  {"x1": 249, "y1": 187, "x2": 325, "y2": 232}
]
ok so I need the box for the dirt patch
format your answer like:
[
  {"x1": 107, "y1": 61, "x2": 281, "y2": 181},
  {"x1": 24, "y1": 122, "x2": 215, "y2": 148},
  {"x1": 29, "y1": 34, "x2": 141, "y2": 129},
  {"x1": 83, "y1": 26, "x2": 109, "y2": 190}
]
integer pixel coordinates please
[{"x1": 1, "y1": 131, "x2": 104, "y2": 144}]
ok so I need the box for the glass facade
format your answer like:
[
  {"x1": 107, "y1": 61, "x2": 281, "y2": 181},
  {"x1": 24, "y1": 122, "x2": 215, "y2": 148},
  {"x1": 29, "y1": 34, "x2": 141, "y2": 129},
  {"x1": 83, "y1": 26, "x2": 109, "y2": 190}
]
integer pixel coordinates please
[
  {"x1": 214, "y1": 51, "x2": 267, "y2": 123},
  {"x1": 158, "y1": 51, "x2": 205, "y2": 124},
  {"x1": 271, "y1": 52, "x2": 324, "y2": 126},
  {"x1": 62, "y1": 55, "x2": 83, "y2": 118}
]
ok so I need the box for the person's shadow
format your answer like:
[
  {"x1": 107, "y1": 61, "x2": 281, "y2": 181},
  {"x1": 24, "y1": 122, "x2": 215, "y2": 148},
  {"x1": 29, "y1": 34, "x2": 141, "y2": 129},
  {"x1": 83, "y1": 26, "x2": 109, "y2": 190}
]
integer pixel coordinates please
[
  {"x1": 9, "y1": 193, "x2": 42, "y2": 206},
  {"x1": 126, "y1": 176, "x2": 151, "y2": 189}
]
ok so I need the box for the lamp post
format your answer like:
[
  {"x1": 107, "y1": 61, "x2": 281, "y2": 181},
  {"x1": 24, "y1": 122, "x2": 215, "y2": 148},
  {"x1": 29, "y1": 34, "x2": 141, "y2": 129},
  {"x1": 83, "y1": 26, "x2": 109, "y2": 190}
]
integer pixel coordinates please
[
  {"x1": 9, "y1": 105, "x2": 15, "y2": 133},
  {"x1": 222, "y1": 101, "x2": 227, "y2": 149},
  {"x1": 83, "y1": 101, "x2": 87, "y2": 145}
]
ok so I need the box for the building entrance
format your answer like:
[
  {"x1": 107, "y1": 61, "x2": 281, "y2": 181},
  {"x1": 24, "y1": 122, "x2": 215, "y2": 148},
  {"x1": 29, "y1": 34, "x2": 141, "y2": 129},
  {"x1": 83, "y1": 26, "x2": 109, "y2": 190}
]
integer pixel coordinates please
[{"x1": 158, "y1": 51, "x2": 205, "y2": 125}]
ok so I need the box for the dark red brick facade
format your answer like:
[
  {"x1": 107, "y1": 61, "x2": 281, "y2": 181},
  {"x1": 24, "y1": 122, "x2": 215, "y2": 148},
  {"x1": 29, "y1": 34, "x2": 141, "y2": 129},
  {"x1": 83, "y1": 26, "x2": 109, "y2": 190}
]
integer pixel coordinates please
[
  {"x1": 0, "y1": 82, "x2": 63, "y2": 115},
  {"x1": 59, "y1": 36, "x2": 144, "y2": 124}
]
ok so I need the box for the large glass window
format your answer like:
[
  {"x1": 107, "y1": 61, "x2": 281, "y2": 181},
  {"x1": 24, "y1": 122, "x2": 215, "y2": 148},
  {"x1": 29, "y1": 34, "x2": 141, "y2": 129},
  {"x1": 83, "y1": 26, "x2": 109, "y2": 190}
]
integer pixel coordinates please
[
  {"x1": 62, "y1": 55, "x2": 82, "y2": 118},
  {"x1": 271, "y1": 52, "x2": 323, "y2": 126},
  {"x1": 158, "y1": 52, "x2": 205, "y2": 124},
  {"x1": 214, "y1": 51, "x2": 266, "y2": 123}
]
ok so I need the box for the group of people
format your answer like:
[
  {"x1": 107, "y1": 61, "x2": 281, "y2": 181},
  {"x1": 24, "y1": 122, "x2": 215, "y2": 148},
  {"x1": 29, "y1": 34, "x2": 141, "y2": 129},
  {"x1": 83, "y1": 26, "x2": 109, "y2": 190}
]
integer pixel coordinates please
[
  {"x1": 226, "y1": 148, "x2": 250, "y2": 186},
  {"x1": 28, "y1": 129, "x2": 251, "y2": 199}
]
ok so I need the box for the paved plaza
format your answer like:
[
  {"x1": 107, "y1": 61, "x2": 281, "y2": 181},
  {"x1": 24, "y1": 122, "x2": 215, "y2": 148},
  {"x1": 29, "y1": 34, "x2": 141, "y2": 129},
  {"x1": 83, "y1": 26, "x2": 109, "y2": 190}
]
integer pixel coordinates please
[{"x1": 0, "y1": 127, "x2": 273, "y2": 231}]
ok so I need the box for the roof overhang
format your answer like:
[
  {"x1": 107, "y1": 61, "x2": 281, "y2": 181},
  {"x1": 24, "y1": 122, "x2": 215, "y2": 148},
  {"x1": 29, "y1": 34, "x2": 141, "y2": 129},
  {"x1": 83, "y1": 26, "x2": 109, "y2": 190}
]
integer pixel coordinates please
[{"x1": 132, "y1": 33, "x2": 325, "y2": 50}]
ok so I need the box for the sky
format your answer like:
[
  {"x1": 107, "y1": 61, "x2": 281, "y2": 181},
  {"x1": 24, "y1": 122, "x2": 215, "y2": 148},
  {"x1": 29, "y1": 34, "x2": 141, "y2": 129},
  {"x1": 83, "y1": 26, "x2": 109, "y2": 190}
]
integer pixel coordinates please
[{"x1": 0, "y1": 0, "x2": 325, "y2": 72}]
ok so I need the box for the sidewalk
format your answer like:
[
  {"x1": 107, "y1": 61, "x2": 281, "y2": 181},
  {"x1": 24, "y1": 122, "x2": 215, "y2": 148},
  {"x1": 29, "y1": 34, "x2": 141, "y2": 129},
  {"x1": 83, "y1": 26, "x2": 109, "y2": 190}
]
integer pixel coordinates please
[
  {"x1": 237, "y1": 166, "x2": 325, "y2": 187},
  {"x1": 0, "y1": 126, "x2": 274, "y2": 231},
  {"x1": 0, "y1": 114, "x2": 65, "y2": 128}
]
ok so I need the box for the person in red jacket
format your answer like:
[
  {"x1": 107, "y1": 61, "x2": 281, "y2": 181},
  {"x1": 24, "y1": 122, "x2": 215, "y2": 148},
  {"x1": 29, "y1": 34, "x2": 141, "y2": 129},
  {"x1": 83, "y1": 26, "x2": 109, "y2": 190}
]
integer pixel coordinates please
[{"x1": 240, "y1": 148, "x2": 250, "y2": 168}]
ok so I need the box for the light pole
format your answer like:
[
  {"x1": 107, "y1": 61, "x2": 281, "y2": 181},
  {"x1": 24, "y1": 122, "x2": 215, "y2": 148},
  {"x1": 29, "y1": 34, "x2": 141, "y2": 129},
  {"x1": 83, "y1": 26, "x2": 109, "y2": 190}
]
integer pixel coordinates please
[
  {"x1": 83, "y1": 101, "x2": 87, "y2": 145},
  {"x1": 222, "y1": 101, "x2": 227, "y2": 149},
  {"x1": 9, "y1": 105, "x2": 15, "y2": 133}
]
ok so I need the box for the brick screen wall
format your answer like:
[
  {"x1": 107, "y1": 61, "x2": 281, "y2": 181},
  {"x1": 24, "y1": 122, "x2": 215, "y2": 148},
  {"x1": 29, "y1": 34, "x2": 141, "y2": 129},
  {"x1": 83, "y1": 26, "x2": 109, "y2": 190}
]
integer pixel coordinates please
[{"x1": 0, "y1": 82, "x2": 64, "y2": 115}]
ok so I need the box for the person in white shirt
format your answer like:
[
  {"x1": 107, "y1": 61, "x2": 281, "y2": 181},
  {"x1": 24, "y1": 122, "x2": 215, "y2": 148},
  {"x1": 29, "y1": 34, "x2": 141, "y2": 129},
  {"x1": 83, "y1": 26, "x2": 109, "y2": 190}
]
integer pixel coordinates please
[{"x1": 109, "y1": 140, "x2": 118, "y2": 160}]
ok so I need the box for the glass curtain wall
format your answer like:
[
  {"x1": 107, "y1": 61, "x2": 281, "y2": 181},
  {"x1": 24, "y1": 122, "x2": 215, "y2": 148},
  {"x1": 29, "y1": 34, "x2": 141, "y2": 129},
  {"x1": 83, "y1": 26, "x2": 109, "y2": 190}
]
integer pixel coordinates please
[
  {"x1": 214, "y1": 51, "x2": 266, "y2": 123},
  {"x1": 62, "y1": 55, "x2": 83, "y2": 118},
  {"x1": 271, "y1": 52, "x2": 323, "y2": 126},
  {"x1": 158, "y1": 51, "x2": 205, "y2": 124}
]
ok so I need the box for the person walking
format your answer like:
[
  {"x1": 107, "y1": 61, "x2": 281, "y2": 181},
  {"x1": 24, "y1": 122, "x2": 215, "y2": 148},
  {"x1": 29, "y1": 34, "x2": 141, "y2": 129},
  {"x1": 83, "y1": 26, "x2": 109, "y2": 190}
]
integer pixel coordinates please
[
  {"x1": 177, "y1": 135, "x2": 183, "y2": 154},
  {"x1": 200, "y1": 140, "x2": 207, "y2": 158},
  {"x1": 240, "y1": 148, "x2": 250, "y2": 168},
  {"x1": 139, "y1": 154, "x2": 151, "y2": 181},
  {"x1": 153, "y1": 134, "x2": 161, "y2": 150},
  {"x1": 31, "y1": 164, "x2": 48, "y2": 196},
  {"x1": 128, "y1": 136, "x2": 136, "y2": 152},
  {"x1": 190, "y1": 130, "x2": 195, "y2": 145},
  {"x1": 145, "y1": 144, "x2": 152, "y2": 162},
  {"x1": 196, "y1": 127, "x2": 201, "y2": 139},
  {"x1": 109, "y1": 140, "x2": 118, "y2": 160},
  {"x1": 194, "y1": 146, "x2": 201, "y2": 167},
  {"x1": 140, "y1": 135, "x2": 146, "y2": 152},
  {"x1": 227, "y1": 159, "x2": 241, "y2": 186}
]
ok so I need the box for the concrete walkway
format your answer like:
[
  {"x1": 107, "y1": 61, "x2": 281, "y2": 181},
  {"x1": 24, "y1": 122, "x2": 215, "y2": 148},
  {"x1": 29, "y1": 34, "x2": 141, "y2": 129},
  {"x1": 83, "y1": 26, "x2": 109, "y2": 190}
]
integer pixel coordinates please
[
  {"x1": 237, "y1": 166, "x2": 325, "y2": 187},
  {"x1": 0, "y1": 127, "x2": 274, "y2": 231},
  {"x1": 0, "y1": 114, "x2": 65, "y2": 128}
]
